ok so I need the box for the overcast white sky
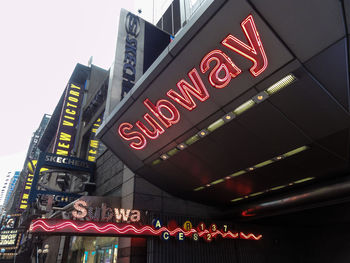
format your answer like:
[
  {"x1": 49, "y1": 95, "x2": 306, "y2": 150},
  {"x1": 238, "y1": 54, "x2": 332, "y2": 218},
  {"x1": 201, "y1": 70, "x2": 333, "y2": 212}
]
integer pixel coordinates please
[{"x1": 0, "y1": 0, "x2": 157, "y2": 186}]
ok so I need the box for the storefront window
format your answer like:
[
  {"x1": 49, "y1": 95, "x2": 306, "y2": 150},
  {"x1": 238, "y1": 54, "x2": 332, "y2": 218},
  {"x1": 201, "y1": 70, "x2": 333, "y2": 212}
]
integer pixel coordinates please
[{"x1": 67, "y1": 236, "x2": 118, "y2": 263}]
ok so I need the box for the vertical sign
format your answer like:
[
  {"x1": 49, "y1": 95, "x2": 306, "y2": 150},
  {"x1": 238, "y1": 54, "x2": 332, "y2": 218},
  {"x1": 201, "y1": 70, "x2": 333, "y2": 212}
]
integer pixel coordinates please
[
  {"x1": 18, "y1": 160, "x2": 36, "y2": 211},
  {"x1": 17, "y1": 160, "x2": 48, "y2": 211},
  {"x1": 104, "y1": 9, "x2": 170, "y2": 118},
  {"x1": 87, "y1": 115, "x2": 103, "y2": 162},
  {"x1": 53, "y1": 83, "x2": 84, "y2": 156},
  {"x1": 105, "y1": 9, "x2": 145, "y2": 116}
]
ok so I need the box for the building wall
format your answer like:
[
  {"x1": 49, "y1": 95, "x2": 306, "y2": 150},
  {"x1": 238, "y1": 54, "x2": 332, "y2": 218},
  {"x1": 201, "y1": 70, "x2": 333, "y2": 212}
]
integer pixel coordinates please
[
  {"x1": 93, "y1": 146, "x2": 222, "y2": 263},
  {"x1": 94, "y1": 148, "x2": 220, "y2": 216},
  {"x1": 148, "y1": 225, "x2": 302, "y2": 263}
]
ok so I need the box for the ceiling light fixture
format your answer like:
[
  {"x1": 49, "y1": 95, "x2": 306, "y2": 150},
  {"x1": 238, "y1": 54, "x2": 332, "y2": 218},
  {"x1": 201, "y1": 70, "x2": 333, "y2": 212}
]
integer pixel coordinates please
[{"x1": 266, "y1": 74, "x2": 297, "y2": 95}]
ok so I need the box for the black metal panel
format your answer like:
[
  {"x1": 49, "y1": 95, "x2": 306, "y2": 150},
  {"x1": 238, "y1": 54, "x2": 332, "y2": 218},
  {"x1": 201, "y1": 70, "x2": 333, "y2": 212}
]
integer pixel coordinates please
[
  {"x1": 268, "y1": 68, "x2": 350, "y2": 141},
  {"x1": 173, "y1": 0, "x2": 181, "y2": 35},
  {"x1": 313, "y1": 129, "x2": 349, "y2": 161},
  {"x1": 236, "y1": 101, "x2": 311, "y2": 154},
  {"x1": 250, "y1": 0, "x2": 345, "y2": 62},
  {"x1": 163, "y1": 5, "x2": 173, "y2": 35},
  {"x1": 144, "y1": 21, "x2": 171, "y2": 72},
  {"x1": 305, "y1": 38, "x2": 349, "y2": 110},
  {"x1": 187, "y1": 142, "x2": 349, "y2": 206},
  {"x1": 208, "y1": 120, "x2": 282, "y2": 175}
]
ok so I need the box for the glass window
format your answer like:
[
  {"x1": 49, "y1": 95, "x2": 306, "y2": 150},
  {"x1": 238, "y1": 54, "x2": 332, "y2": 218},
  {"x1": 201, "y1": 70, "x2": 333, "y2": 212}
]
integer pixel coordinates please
[{"x1": 67, "y1": 236, "x2": 119, "y2": 263}]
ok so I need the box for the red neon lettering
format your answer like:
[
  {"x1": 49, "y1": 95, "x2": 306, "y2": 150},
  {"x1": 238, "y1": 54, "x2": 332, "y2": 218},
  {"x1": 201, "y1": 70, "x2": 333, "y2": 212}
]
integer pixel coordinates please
[
  {"x1": 30, "y1": 219, "x2": 262, "y2": 240},
  {"x1": 136, "y1": 113, "x2": 165, "y2": 139},
  {"x1": 221, "y1": 15, "x2": 268, "y2": 77},
  {"x1": 167, "y1": 68, "x2": 209, "y2": 111},
  {"x1": 200, "y1": 50, "x2": 242, "y2": 89},
  {"x1": 118, "y1": 122, "x2": 147, "y2": 150},
  {"x1": 114, "y1": 208, "x2": 131, "y2": 222},
  {"x1": 72, "y1": 200, "x2": 87, "y2": 219},
  {"x1": 118, "y1": 15, "x2": 269, "y2": 151},
  {"x1": 143, "y1": 99, "x2": 180, "y2": 128}
]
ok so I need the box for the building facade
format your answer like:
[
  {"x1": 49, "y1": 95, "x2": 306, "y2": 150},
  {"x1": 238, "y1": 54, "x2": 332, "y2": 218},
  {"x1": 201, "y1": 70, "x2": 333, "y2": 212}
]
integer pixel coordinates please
[{"x1": 3, "y1": 172, "x2": 19, "y2": 209}]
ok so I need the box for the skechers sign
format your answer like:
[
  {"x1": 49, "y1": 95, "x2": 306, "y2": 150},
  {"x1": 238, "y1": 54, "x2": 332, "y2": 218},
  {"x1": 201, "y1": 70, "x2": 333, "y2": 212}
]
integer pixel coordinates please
[
  {"x1": 122, "y1": 12, "x2": 140, "y2": 98},
  {"x1": 118, "y1": 15, "x2": 267, "y2": 150},
  {"x1": 105, "y1": 9, "x2": 170, "y2": 117}
]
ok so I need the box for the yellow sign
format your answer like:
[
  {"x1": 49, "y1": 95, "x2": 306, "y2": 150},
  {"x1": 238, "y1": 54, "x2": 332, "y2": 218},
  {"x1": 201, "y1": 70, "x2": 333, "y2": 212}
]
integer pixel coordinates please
[
  {"x1": 183, "y1": 220, "x2": 193, "y2": 231},
  {"x1": 54, "y1": 83, "x2": 83, "y2": 156},
  {"x1": 87, "y1": 117, "x2": 102, "y2": 162},
  {"x1": 19, "y1": 160, "x2": 48, "y2": 210},
  {"x1": 0, "y1": 230, "x2": 18, "y2": 246}
]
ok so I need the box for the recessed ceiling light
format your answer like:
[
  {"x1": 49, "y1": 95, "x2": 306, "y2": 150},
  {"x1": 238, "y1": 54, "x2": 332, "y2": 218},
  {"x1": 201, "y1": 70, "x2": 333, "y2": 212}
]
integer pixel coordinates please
[
  {"x1": 223, "y1": 112, "x2": 235, "y2": 123},
  {"x1": 198, "y1": 129, "x2": 209, "y2": 138},
  {"x1": 294, "y1": 177, "x2": 315, "y2": 184},
  {"x1": 194, "y1": 186, "x2": 205, "y2": 192},
  {"x1": 252, "y1": 91, "x2": 269, "y2": 103},
  {"x1": 160, "y1": 154, "x2": 169, "y2": 160},
  {"x1": 167, "y1": 148, "x2": 179, "y2": 156},
  {"x1": 177, "y1": 143, "x2": 187, "y2": 150},
  {"x1": 266, "y1": 74, "x2": 297, "y2": 95},
  {"x1": 233, "y1": 100, "x2": 255, "y2": 115},
  {"x1": 152, "y1": 159, "x2": 161, "y2": 166},
  {"x1": 255, "y1": 159, "x2": 274, "y2": 168},
  {"x1": 231, "y1": 197, "x2": 244, "y2": 202},
  {"x1": 211, "y1": 179, "x2": 225, "y2": 185},
  {"x1": 230, "y1": 170, "x2": 246, "y2": 177},
  {"x1": 284, "y1": 146, "x2": 309, "y2": 157},
  {"x1": 207, "y1": 119, "x2": 225, "y2": 132}
]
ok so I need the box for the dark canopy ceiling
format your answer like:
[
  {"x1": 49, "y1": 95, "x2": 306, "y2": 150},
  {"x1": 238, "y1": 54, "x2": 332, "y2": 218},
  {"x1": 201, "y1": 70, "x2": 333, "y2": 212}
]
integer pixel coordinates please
[{"x1": 98, "y1": 0, "x2": 350, "y2": 209}]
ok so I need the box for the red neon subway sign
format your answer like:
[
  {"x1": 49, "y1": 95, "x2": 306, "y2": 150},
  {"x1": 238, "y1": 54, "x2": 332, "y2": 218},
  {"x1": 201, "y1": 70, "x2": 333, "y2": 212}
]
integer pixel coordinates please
[
  {"x1": 119, "y1": 15, "x2": 268, "y2": 150},
  {"x1": 29, "y1": 219, "x2": 262, "y2": 241}
]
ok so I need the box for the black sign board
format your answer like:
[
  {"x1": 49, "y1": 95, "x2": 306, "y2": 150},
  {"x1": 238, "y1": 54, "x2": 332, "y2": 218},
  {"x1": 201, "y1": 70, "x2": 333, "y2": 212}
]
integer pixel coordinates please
[{"x1": 28, "y1": 152, "x2": 95, "y2": 205}]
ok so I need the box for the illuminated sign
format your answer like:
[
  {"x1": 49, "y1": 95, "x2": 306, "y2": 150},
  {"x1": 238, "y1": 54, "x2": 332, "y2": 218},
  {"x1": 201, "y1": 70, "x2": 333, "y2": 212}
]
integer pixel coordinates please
[
  {"x1": 118, "y1": 15, "x2": 268, "y2": 150},
  {"x1": 53, "y1": 83, "x2": 84, "y2": 156},
  {"x1": 1, "y1": 217, "x2": 16, "y2": 231},
  {"x1": 87, "y1": 116, "x2": 102, "y2": 162},
  {"x1": 0, "y1": 230, "x2": 19, "y2": 247},
  {"x1": 29, "y1": 219, "x2": 262, "y2": 242},
  {"x1": 18, "y1": 172, "x2": 34, "y2": 210},
  {"x1": 72, "y1": 200, "x2": 141, "y2": 223},
  {"x1": 18, "y1": 160, "x2": 48, "y2": 211}
]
